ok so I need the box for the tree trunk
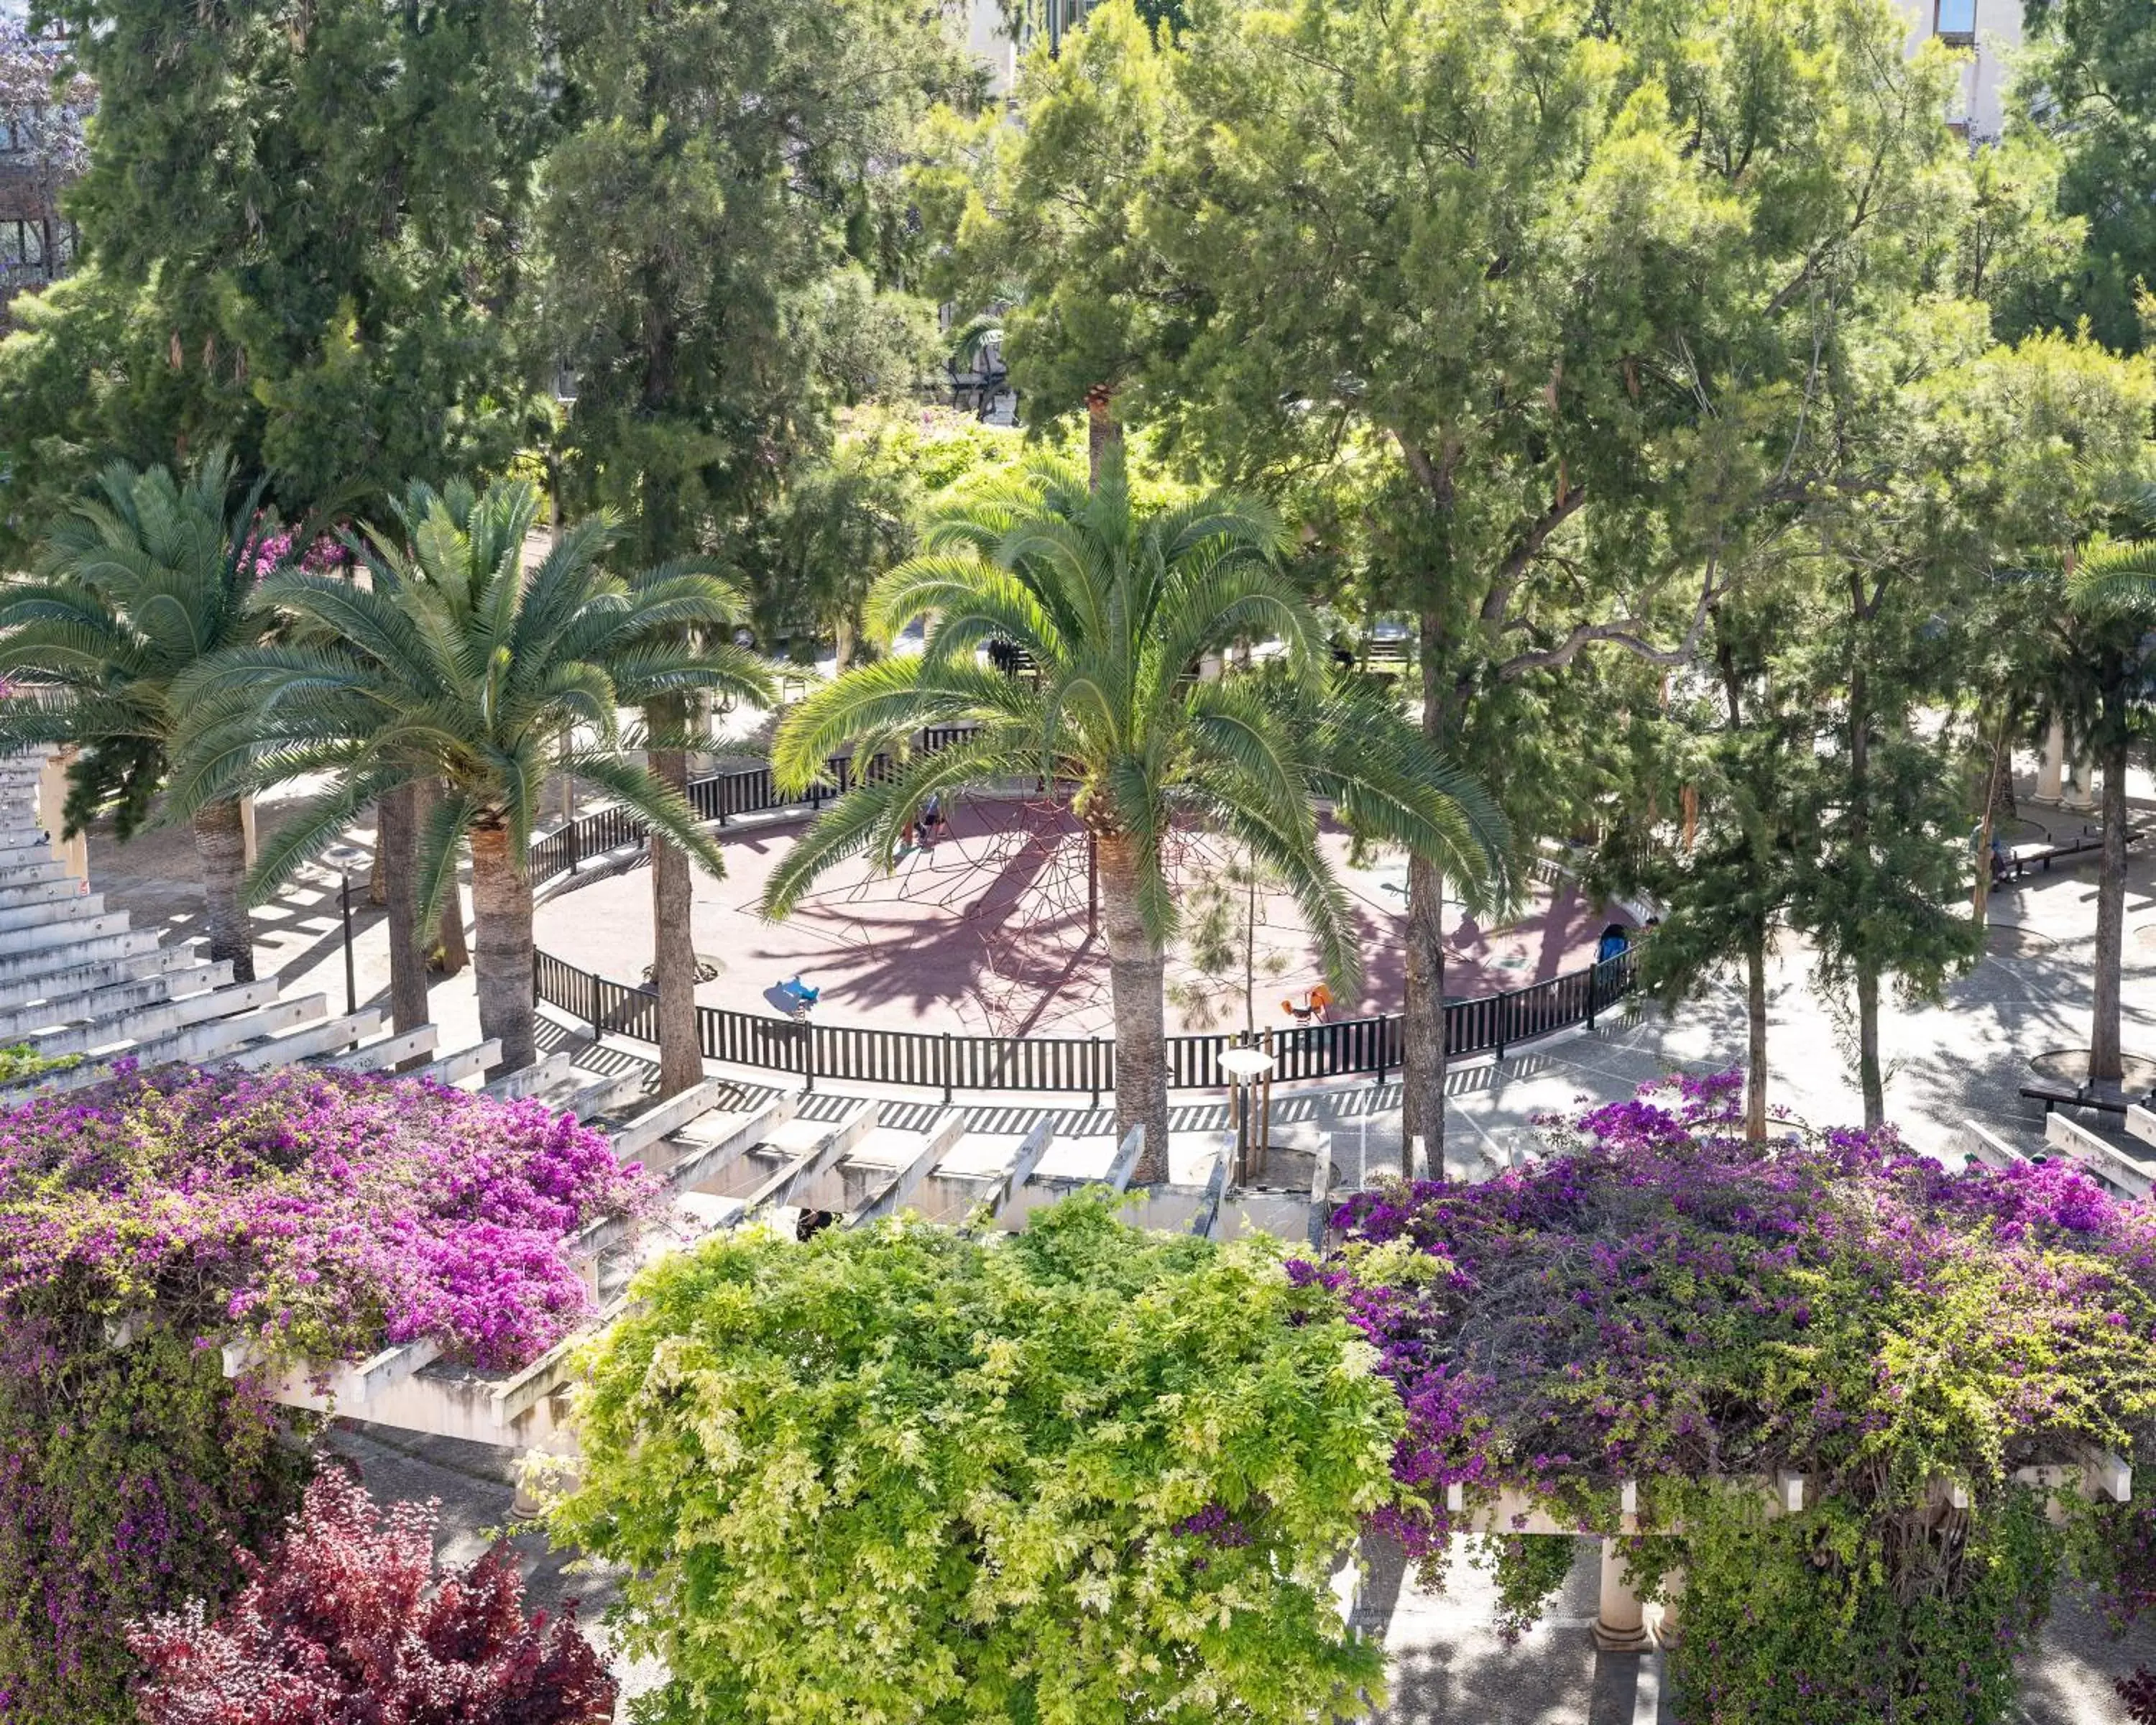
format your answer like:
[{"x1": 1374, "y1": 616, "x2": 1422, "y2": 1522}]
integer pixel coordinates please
[
  {"x1": 1401, "y1": 604, "x2": 1449, "y2": 1171},
  {"x1": 377, "y1": 781, "x2": 430, "y2": 1041},
  {"x1": 2091, "y1": 716, "x2": 2131, "y2": 1084},
  {"x1": 1856, "y1": 960, "x2": 1884, "y2": 1128},
  {"x1": 1087, "y1": 385, "x2": 1118, "y2": 489},
  {"x1": 648, "y1": 697, "x2": 702, "y2": 1098},
  {"x1": 467, "y1": 819, "x2": 537, "y2": 1072},
  {"x1": 1847, "y1": 651, "x2": 1881, "y2": 1127},
  {"x1": 1972, "y1": 707, "x2": 2010, "y2": 927},
  {"x1": 191, "y1": 799, "x2": 256, "y2": 984},
  {"x1": 1401, "y1": 855, "x2": 1445, "y2": 1177},
  {"x1": 1745, "y1": 932, "x2": 1768, "y2": 1142},
  {"x1": 1097, "y1": 831, "x2": 1171, "y2": 1183},
  {"x1": 367, "y1": 823, "x2": 388, "y2": 906},
  {"x1": 416, "y1": 778, "x2": 470, "y2": 976}
]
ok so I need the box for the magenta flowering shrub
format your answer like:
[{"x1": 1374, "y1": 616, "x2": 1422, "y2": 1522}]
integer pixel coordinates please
[
  {"x1": 0, "y1": 1062, "x2": 652, "y2": 1371},
  {"x1": 0, "y1": 1064, "x2": 650, "y2": 1724},
  {"x1": 1317, "y1": 1072, "x2": 2156, "y2": 1724}
]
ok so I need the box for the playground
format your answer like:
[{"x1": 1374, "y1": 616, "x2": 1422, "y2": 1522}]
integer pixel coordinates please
[{"x1": 530, "y1": 794, "x2": 1635, "y2": 1039}]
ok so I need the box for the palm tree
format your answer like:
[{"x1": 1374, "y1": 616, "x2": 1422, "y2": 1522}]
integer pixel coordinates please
[
  {"x1": 0, "y1": 451, "x2": 272, "y2": 980},
  {"x1": 763, "y1": 453, "x2": 1507, "y2": 1182},
  {"x1": 168, "y1": 477, "x2": 773, "y2": 1071},
  {"x1": 2061, "y1": 481, "x2": 2156, "y2": 1086}
]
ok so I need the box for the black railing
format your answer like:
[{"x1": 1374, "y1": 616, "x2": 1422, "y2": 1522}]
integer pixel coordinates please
[
  {"x1": 532, "y1": 944, "x2": 1641, "y2": 1098},
  {"x1": 528, "y1": 725, "x2": 981, "y2": 888},
  {"x1": 525, "y1": 722, "x2": 1641, "y2": 1096}
]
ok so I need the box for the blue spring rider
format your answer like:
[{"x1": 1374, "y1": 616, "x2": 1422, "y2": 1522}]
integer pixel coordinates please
[{"x1": 777, "y1": 975, "x2": 820, "y2": 1021}]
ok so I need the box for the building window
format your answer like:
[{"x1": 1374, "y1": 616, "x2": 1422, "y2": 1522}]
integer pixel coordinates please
[
  {"x1": 1935, "y1": 0, "x2": 1977, "y2": 43},
  {"x1": 1, "y1": 221, "x2": 47, "y2": 272}
]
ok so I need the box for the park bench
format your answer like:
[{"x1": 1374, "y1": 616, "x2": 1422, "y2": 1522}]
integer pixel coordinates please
[
  {"x1": 2019, "y1": 1078, "x2": 2145, "y2": 1117},
  {"x1": 1996, "y1": 822, "x2": 2145, "y2": 883}
]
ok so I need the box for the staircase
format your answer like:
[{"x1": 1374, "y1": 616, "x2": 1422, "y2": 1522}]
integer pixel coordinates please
[{"x1": 0, "y1": 748, "x2": 470, "y2": 1098}]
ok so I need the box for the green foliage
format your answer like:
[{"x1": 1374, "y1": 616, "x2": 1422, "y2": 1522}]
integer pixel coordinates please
[
  {"x1": 730, "y1": 406, "x2": 1025, "y2": 656},
  {"x1": 1672, "y1": 1484, "x2": 2060, "y2": 1724},
  {"x1": 0, "y1": 449, "x2": 269, "y2": 838},
  {"x1": 540, "y1": 0, "x2": 964, "y2": 565},
  {"x1": 1337, "y1": 1080, "x2": 2156, "y2": 1724},
  {"x1": 1476, "y1": 1535, "x2": 1579, "y2": 1649},
  {"x1": 165, "y1": 476, "x2": 773, "y2": 913},
  {"x1": 2014, "y1": 0, "x2": 2156, "y2": 351},
  {"x1": 763, "y1": 450, "x2": 1506, "y2": 975},
  {"x1": 0, "y1": 1309, "x2": 309, "y2": 1725},
  {"x1": 0, "y1": 1044, "x2": 80, "y2": 1087},
  {"x1": 1, "y1": 0, "x2": 554, "y2": 549},
  {"x1": 552, "y1": 1190, "x2": 1403, "y2": 1724}
]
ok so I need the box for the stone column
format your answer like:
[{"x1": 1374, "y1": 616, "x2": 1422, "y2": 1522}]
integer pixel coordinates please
[
  {"x1": 2068, "y1": 753, "x2": 2098, "y2": 814},
  {"x1": 37, "y1": 746, "x2": 87, "y2": 883},
  {"x1": 1647, "y1": 1566, "x2": 1683, "y2": 1648},
  {"x1": 239, "y1": 791, "x2": 258, "y2": 869},
  {"x1": 2037, "y1": 720, "x2": 2065, "y2": 802},
  {"x1": 1591, "y1": 1537, "x2": 1652, "y2": 1652}
]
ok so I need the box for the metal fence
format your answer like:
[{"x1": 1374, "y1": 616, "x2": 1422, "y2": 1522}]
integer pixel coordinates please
[
  {"x1": 526, "y1": 726, "x2": 980, "y2": 886},
  {"x1": 525, "y1": 722, "x2": 1642, "y2": 1097},
  {"x1": 532, "y1": 944, "x2": 1641, "y2": 1100}
]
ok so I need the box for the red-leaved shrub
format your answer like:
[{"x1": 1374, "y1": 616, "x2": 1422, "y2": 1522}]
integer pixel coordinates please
[{"x1": 128, "y1": 1468, "x2": 615, "y2": 1724}]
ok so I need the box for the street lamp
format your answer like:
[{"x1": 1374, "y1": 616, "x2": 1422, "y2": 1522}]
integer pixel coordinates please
[{"x1": 1218, "y1": 1041, "x2": 1277, "y2": 1187}]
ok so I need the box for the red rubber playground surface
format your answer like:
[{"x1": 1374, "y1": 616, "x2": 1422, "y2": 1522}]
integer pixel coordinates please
[{"x1": 533, "y1": 797, "x2": 1634, "y2": 1039}]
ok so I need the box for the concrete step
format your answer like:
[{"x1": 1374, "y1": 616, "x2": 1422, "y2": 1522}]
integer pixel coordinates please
[
  {"x1": 0, "y1": 942, "x2": 202, "y2": 1011},
  {"x1": 0, "y1": 893, "x2": 103, "y2": 937},
  {"x1": 0, "y1": 911, "x2": 132, "y2": 958},
  {"x1": 0, "y1": 962, "x2": 234, "y2": 1041},
  {"x1": 0, "y1": 842, "x2": 60, "y2": 870},
  {"x1": 0, "y1": 860, "x2": 66, "y2": 889},
  {"x1": 323, "y1": 1024, "x2": 438, "y2": 1073},
  {"x1": 482, "y1": 1052, "x2": 571, "y2": 1102},
  {"x1": 561, "y1": 1067, "x2": 649, "y2": 1123},
  {"x1": 228, "y1": 1009, "x2": 382, "y2": 1070},
  {"x1": 0, "y1": 876, "x2": 90, "y2": 912},
  {"x1": 411, "y1": 1039, "x2": 500, "y2": 1087},
  {"x1": 32, "y1": 978, "x2": 282, "y2": 1059},
  {"x1": 120, "y1": 995, "x2": 326, "y2": 1071},
  {"x1": 0, "y1": 928, "x2": 160, "y2": 983}
]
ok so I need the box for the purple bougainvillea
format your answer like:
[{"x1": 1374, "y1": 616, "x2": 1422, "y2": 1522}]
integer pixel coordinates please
[
  {"x1": 1311, "y1": 1070, "x2": 2156, "y2": 1721},
  {"x1": 0, "y1": 1064, "x2": 650, "y2": 1724},
  {"x1": 0, "y1": 1061, "x2": 653, "y2": 1371}
]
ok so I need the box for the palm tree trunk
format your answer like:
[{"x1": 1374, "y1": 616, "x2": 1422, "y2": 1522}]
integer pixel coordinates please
[
  {"x1": 416, "y1": 778, "x2": 469, "y2": 976},
  {"x1": 191, "y1": 799, "x2": 255, "y2": 984},
  {"x1": 1856, "y1": 960, "x2": 1884, "y2": 1128},
  {"x1": 1745, "y1": 932, "x2": 1768, "y2": 1143},
  {"x1": 1097, "y1": 831, "x2": 1171, "y2": 1183},
  {"x1": 648, "y1": 697, "x2": 702, "y2": 1098},
  {"x1": 1087, "y1": 385, "x2": 1119, "y2": 489},
  {"x1": 2092, "y1": 723, "x2": 2131, "y2": 1084},
  {"x1": 377, "y1": 781, "x2": 430, "y2": 1041},
  {"x1": 467, "y1": 819, "x2": 537, "y2": 1071},
  {"x1": 1401, "y1": 855, "x2": 1445, "y2": 1177}
]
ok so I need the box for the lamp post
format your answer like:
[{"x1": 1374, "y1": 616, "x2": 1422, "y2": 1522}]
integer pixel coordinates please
[{"x1": 1218, "y1": 1041, "x2": 1277, "y2": 1188}]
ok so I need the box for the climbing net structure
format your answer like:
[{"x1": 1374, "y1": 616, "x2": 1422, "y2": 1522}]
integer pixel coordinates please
[{"x1": 770, "y1": 790, "x2": 1303, "y2": 1037}]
